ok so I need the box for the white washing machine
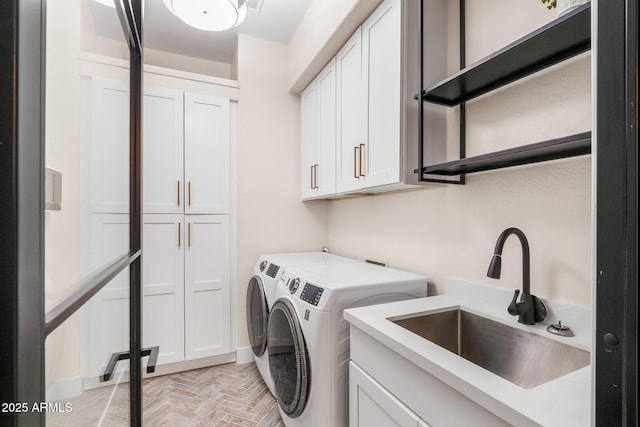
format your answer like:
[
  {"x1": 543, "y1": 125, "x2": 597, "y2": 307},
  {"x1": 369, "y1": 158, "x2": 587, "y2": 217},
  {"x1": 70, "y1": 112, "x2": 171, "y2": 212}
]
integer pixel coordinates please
[
  {"x1": 245, "y1": 252, "x2": 359, "y2": 395},
  {"x1": 267, "y1": 262, "x2": 428, "y2": 426}
]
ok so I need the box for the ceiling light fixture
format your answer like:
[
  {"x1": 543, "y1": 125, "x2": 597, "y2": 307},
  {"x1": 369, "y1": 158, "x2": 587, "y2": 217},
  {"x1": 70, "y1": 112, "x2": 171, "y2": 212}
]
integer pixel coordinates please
[{"x1": 163, "y1": 0, "x2": 248, "y2": 32}]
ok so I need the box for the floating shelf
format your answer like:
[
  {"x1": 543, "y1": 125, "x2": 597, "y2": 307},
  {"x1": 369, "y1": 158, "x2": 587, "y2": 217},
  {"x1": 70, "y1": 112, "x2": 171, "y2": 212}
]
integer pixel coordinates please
[
  {"x1": 417, "y1": 4, "x2": 591, "y2": 107},
  {"x1": 415, "y1": 132, "x2": 591, "y2": 176}
]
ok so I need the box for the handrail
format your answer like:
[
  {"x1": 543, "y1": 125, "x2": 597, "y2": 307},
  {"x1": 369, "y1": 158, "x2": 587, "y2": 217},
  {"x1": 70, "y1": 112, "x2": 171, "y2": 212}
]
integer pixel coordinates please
[{"x1": 44, "y1": 250, "x2": 141, "y2": 336}]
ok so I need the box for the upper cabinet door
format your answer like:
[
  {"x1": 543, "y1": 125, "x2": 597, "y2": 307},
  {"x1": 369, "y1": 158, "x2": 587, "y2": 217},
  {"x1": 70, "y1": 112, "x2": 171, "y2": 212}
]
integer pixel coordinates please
[
  {"x1": 184, "y1": 93, "x2": 230, "y2": 214},
  {"x1": 336, "y1": 28, "x2": 365, "y2": 193},
  {"x1": 315, "y1": 58, "x2": 337, "y2": 197},
  {"x1": 143, "y1": 87, "x2": 184, "y2": 214},
  {"x1": 301, "y1": 80, "x2": 318, "y2": 200},
  {"x1": 90, "y1": 79, "x2": 130, "y2": 213},
  {"x1": 362, "y1": 0, "x2": 402, "y2": 188}
]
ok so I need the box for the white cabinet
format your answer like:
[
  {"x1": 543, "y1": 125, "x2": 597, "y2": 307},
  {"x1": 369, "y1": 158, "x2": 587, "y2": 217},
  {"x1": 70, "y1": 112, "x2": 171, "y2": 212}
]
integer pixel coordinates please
[
  {"x1": 302, "y1": 0, "x2": 406, "y2": 199},
  {"x1": 184, "y1": 94, "x2": 230, "y2": 214},
  {"x1": 361, "y1": 0, "x2": 402, "y2": 188},
  {"x1": 350, "y1": 362, "x2": 425, "y2": 427},
  {"x1": 143, "y1": 87, "x2": 184, "y2": 214},
  {"x1": 142, "y1": 214, "x2": 185, "y2": 365},
  {"x1": 336, "y1": 28, "x2": 365, "y2": 193},
  {"x1": 142, "y1": 214, "x2": 231, "y2": 365},
  {"x1": 84, "y1": 77, "x2": 234, "y2": 379},
  {"x1": 90, "y1": 80, "x2": 130, "y2": 213},
  {"x1": 184, "y1": 215, "x2": 230, "y2": 359},
  {"x1": 144, "y1": 90, "x2": 229, "y2": 215},
  {"x1": 301, "y1": 59, "x2": 337, "y2": 200}
]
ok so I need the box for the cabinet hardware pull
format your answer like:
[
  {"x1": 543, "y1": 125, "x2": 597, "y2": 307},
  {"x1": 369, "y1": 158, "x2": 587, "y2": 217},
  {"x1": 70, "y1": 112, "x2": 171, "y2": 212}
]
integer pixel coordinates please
[
  {"x1": 313, "y1": 164, "x2": 319, "y2": 189},
  {"x1": 310, "y1": 165, "x2": 314, "y2": 190},
  {"x1": 359, "y1": 144, "x2": 365, "y2": 177},
  {"x1": 354, "y1": 146, "x2": 359, "y2": 178},
  {"x1": 177, "y1": 181, "x2": 181, "y2": 206},
  {"x1": 188, "y1": 223, "x2": 191, "y2": 247},
  {"x1": 188, "y1": 181, "x2": 191, "y2": 206},
  {"x1": 178, "y1": 223, "x2": 181, "y2": 247}
]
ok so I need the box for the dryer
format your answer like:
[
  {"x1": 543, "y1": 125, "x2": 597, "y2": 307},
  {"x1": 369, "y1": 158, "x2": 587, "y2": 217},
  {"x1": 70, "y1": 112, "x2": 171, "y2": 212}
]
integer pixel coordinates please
[
  {"x1": 268, "y1": 262, "x2": 428, "y2": 426},
  {"x1": 245, "y1": 252, "x2": 358, "y2": 395}
]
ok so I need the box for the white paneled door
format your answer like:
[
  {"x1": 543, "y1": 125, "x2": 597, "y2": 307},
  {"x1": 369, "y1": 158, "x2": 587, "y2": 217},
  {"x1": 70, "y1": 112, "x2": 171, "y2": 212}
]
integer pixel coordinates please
[
  {"x1": 301, "y1": 81, "x2": 318, "y2": 200},
  {"x1": 184, "y1": 94, "x2": 230, "y2": 214},
  {"x1": 184, "y1": 215, "x2": 230, "y2": 360},
  {"x1": 143, "y1": 87, "x2": 184, "y2": 214},
  {"x1": 362, "y1": 0, "x2": 402, "y2": 188},
  {"x1": 142, "y1": 214, "x2": 185, "y2": 365}
]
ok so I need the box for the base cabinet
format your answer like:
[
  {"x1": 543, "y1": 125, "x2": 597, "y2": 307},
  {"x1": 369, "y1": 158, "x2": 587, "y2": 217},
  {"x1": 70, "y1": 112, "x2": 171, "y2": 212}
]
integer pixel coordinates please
[
  {"x1": 350, "y1": 362, "x2": 429, "y2": 427},
  {"x1": 184, "y1": 215, "x2": 231, "y2": 359}
]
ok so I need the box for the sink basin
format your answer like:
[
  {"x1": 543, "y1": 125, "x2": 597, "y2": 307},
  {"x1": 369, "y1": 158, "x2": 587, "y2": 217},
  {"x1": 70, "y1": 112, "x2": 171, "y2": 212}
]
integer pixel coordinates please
[{"x1": 391, "y1": 309, "x2": 590, "y2": 389}]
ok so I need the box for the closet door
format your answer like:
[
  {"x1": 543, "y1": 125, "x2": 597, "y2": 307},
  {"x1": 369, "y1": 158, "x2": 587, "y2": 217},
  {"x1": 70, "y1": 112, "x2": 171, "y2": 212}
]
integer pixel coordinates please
[
  {"x1": 184, "y1": 94, "x2": 230, "y2": 214},
  {"x1": 184, "y1": 215, "x2": 230, "y2": 360},
  {"x1": 142, "y1": 214, "x2": 185, "y2": 365},
  {"x1": 143, "y1": 87, "x2": 184, "y2": 214}
]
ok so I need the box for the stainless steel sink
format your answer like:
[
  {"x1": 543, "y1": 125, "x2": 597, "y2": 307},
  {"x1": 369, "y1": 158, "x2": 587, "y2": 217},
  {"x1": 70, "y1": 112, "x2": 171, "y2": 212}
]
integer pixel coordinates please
[{"x1": 391, "y1": 309, "x2": 590, "y2": 389}]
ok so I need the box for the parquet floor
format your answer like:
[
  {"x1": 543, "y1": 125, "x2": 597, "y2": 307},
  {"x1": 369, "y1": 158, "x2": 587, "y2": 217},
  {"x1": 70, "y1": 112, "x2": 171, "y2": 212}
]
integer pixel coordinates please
[{"x1": 47, "y1": 362, "x2": 283, "y2": 427}]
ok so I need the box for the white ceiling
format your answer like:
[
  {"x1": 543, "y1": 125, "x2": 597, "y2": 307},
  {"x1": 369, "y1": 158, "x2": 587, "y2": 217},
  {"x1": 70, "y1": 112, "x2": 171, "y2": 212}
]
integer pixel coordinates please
[{"x1": 90, "y1": 0, "x2": 312, "y2": 63}]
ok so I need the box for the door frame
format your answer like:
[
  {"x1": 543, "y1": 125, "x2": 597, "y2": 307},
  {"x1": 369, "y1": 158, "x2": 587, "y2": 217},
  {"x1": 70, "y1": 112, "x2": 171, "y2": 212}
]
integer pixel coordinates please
[
  {"x1": 594, "y1": 0, "x2": 638, "y2": 425},
  {"x1": 0, "y1": 0, "x2": 144, "y2": 425}
]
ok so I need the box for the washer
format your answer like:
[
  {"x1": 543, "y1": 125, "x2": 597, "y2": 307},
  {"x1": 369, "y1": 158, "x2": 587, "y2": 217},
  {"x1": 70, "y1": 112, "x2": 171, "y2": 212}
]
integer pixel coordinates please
[
  {"x1": 245, "y1": 252, "x2": 359, "y2": 395},
  {"x1": 268, "y1": 262, "x2": 428, "y2": 426}
]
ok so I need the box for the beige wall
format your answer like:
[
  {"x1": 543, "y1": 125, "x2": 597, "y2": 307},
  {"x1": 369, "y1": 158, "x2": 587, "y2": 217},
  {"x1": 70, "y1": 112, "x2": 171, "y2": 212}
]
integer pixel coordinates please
[
  {"x1": 320, "y1": 0, "x2": 592, "y2": 305},
  {"x1": 236, "y1": 35, "x2": 329, "y2": 347},
  {"x1": 287, "y1": 0, "x2": 383, "y2": 93}
]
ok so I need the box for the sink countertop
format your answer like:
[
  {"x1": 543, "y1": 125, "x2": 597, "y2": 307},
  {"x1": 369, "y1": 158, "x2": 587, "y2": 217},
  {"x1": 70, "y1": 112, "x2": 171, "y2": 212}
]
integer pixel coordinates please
[{"x1": 344, "y1": 277, "x2": 592, "y2": 427}]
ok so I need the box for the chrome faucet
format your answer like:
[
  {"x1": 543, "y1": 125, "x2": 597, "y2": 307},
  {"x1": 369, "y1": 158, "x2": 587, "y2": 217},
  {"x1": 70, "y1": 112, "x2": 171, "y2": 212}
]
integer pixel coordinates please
[{"x1": 486, "y1": 227, "x2": 547, "y2": 325}]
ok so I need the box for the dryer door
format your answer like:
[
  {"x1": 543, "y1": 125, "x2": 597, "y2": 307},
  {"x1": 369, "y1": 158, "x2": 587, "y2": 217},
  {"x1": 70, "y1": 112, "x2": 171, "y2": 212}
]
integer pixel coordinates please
[
  {"x1": 268, "y1": 298, "x2": 310, "y2": 418},
  {"x1": 246, "y1": 276, "x2": 268, "y2": 357}
]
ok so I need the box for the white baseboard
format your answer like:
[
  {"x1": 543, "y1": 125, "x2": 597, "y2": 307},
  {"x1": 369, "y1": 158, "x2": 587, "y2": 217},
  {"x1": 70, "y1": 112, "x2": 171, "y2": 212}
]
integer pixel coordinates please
[
  {"x1": 235, "y1": 346, "x2": 254, "y2": 364},
  {"x1": 46, "y1": 376, "x2": 82, "y2": 401}
]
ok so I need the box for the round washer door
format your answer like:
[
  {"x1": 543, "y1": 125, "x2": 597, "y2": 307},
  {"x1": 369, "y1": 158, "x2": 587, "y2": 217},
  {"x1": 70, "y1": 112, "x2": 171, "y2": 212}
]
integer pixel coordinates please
[
  {"x1": 268, "y1": 298, "x2": 310, "y2": 418},
  {"x1": 246, "y1": 276, "x2": 268, "y2": 357}
]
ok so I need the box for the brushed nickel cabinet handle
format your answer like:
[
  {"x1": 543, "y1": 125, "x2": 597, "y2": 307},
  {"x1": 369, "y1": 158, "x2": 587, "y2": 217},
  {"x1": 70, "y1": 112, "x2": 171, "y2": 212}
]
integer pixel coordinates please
[
  {"x1": 178, "y1": 223, "x2": 181, "y2": 247},
  {"x1": 354, "y1": 146, "x2": 359, "y2": 178},
  {"x1": 359, "y1": 144, "x2": 365, "y2": 177},
  {"x1": 188, "y1": 181, "x2": 191, "y2": 206},
  {"x1": 177, "y1": 181, "x2": 181, "y2": 206},
  {"x1": 188, "y1": 223, "x2": 191, "y2": 247}
]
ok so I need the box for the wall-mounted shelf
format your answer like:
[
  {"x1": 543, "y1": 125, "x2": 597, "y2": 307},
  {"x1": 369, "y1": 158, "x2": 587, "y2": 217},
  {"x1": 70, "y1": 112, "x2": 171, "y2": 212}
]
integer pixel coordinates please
[
  {"x1": 417, "y1": 3, "x2": 590, "y2": 107},
  {"x1": 416, "y1": 132, "x2": 591, "y2": 176}
]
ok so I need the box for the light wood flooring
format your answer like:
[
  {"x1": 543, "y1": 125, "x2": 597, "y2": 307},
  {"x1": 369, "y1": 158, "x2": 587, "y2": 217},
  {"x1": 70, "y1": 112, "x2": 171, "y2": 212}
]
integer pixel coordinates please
[{"x1": 47, "y1": 362, "x2": 283, "y2": 427}]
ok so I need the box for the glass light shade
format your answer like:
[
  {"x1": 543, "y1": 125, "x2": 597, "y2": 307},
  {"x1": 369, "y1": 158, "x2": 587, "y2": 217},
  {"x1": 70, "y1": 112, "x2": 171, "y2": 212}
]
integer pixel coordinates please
[{"x1": 164, "y1": 0, "x2": 248, "y2": 31}]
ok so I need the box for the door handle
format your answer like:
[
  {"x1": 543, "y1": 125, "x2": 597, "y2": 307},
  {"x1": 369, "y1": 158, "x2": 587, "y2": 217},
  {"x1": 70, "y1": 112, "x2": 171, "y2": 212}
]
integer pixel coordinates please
[
  {"x1": 188, "y1": 223, "x2": 191, "y2": 247},
  {"x1": 188, "y1": 181, "x2": 191, "y2": 206},
  {"x1": 354, "y1": 146, "x2": 359, "y2": 178},
  {"x1": 177, "y1": 180, "x2": 181, "y2": 206},
  {"x1": 100, "y1": 346, "x2": 160, "y2": 382},
  {"x1": 178, "y1": 223, "x2": 181, "y2": 247},
  {"x1": 359, "y1": 144, "x2": 365, "y2": 177}
]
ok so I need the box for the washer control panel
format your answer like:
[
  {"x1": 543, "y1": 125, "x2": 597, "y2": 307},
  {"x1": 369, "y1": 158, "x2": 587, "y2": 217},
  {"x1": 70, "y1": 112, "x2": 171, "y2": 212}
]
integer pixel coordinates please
[{"x1": 300, "y1": 283, "x2": 324, "y2": 306}]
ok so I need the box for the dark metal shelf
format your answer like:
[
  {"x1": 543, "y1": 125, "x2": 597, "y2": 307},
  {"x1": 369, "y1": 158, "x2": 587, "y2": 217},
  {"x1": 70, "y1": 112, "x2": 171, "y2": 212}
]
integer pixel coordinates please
[
  {"x1": 416, "y1": 132, "x2": 591, "y2": 176},
  {"x1": 417, "y1": 3, "x2": 591, "y2": 107}
]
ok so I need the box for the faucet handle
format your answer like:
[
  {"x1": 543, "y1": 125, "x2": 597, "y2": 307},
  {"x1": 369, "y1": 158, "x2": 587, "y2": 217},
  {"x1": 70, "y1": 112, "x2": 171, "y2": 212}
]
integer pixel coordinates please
[{"x1": 508, "y1": 289, "x2": 521, "y2": 316}]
